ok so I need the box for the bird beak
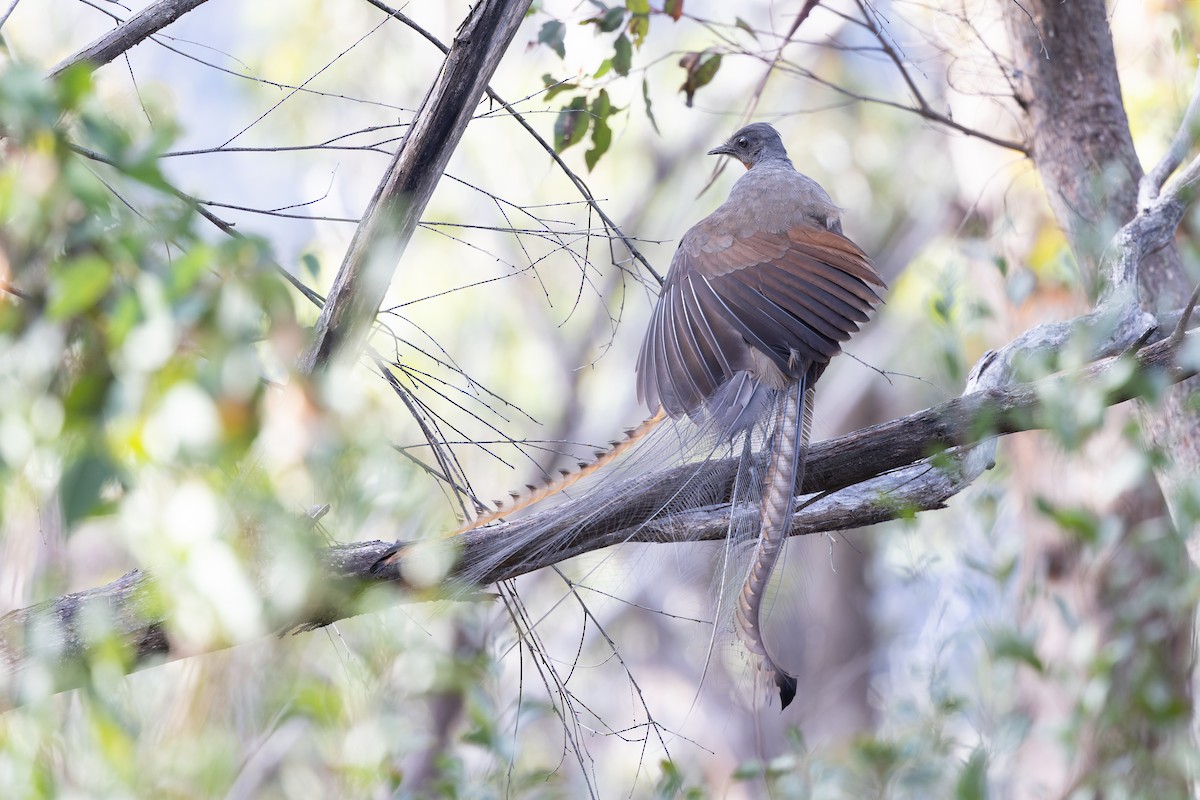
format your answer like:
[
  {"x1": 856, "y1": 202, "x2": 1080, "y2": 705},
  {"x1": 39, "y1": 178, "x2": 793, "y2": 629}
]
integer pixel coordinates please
[{"x1": 707, "y1": 143, "x2": 734, "y2": 157}]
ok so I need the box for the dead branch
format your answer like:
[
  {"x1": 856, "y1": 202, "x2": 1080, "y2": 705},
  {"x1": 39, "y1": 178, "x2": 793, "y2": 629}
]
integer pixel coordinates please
[
  {"x1": 2, "y1": 317, "x2": 1195, "y2": 706},
  {"x1": 298, "y1": 0, "x2": 534, "y2": 372},
  {"x1": 48, "y1": 0, "x2": 210, "y2": 79}
]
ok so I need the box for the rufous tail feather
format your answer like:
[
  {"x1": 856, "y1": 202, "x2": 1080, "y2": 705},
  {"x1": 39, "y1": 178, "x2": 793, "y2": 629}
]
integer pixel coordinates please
[{"x1": 449, "y1": 408, "x2": 668, "y2": 537}]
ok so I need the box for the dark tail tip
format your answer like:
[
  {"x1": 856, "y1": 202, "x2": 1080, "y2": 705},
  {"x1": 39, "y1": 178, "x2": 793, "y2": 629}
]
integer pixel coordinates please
[{"x1": 777, "y1": 672, "x2": 798, "y2": 710}]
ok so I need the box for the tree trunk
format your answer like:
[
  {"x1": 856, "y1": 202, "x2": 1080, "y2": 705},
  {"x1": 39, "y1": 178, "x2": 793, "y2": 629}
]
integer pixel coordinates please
[{"x1": 1003, "y1": 1, "x2": 1196, "y2": 794}]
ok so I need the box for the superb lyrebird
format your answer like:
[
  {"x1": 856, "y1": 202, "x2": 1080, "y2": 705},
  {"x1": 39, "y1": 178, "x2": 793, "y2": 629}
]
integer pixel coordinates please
[
  {"x1": 428, "y1": 122, "x2": 884, "y2": 709},
  {"x1": 636, "y1": 122, "x2": 884, "y2": 706}
]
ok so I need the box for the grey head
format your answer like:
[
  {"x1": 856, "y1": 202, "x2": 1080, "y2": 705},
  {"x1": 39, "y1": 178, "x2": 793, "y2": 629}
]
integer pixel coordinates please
[{"x1": 707, "y1": 122, "x2": 791, "y2": 169}]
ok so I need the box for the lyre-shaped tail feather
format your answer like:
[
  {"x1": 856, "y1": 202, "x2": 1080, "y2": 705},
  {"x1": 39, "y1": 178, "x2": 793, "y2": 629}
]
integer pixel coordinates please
[
  {"x1": 451, "y1": 409, "x2": 668, "y2": 537},
  {"x1": 735, "y1": 375, "x2": 812, "y2": 709}
]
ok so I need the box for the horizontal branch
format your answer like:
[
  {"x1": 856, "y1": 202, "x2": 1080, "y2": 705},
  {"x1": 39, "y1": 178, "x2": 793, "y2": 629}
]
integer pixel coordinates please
[{"x1": 2, "y1": 320, "x2": 1194, "y2": 705}]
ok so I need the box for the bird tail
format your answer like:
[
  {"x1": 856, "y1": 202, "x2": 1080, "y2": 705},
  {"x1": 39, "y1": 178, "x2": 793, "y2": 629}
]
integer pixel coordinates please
[
  {"x1": 450, "y1": 409, "x2": 668, "y2": 537},
  {"x1": 735, "y1": 374, "x2": 812, "y2": 709}
]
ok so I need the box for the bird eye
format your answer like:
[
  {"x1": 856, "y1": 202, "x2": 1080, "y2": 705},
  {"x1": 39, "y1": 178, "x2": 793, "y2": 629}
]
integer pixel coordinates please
[{"x1": 736, "y1": 137, "x2": 749, "y2": 148}]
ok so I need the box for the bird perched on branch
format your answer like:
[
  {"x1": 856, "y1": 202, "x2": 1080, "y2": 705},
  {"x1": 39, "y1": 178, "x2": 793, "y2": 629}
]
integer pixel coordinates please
[
  {"x1": 414, "y1": 122, "x2": 882, "y2": 712},
  {"x1": 636, "y1": 122, "x2": 884, "y2": 708}
]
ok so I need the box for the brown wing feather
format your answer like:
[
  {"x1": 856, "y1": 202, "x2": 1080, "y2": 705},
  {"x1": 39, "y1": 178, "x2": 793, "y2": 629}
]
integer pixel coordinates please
[{"x1": 637, "y1": 222, "x2": 883, "y2": 418}]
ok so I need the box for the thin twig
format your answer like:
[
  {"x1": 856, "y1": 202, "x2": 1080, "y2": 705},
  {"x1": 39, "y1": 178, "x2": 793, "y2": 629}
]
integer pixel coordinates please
[{"x1": 361, "y1": 0, "x2": 662, "y2": 286}]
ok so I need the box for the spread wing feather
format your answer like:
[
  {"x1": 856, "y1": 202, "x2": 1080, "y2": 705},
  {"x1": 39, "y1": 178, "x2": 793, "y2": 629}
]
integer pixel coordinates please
[{"x1": 637, "y1": 223, "x2": 883, "y2": 418}]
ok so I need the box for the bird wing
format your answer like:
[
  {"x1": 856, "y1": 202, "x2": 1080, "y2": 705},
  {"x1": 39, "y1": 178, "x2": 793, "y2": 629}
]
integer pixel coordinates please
[{"x1": 636, "y1": 223, "x2": 884, "y2": 418}]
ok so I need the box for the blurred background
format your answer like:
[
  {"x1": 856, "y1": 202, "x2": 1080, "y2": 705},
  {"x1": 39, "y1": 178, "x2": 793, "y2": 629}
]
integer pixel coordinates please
[{"x1": 1, "y1": 0, "x2": 1198, "y2": 797}]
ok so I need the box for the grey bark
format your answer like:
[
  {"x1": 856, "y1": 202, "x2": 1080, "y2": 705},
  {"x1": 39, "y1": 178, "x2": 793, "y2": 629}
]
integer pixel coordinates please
[
  {"x1": 1003, "y1": 1, "x2": 1198, "y2": 794},
  {"x1": 299, "y1": 0, "x2": 534, "y2": 373},
  {"x1": 48, "y1": 0, "x2": 210, "y2": 79},
  {"x1": 1, "y1": 322, "x2": 1194, "y2": 707}
]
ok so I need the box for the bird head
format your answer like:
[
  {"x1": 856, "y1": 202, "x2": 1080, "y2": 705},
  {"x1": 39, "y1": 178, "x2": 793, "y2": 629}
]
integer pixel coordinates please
[{"x1": 707, "y1": 122, "x2": 789, "y2": 170}]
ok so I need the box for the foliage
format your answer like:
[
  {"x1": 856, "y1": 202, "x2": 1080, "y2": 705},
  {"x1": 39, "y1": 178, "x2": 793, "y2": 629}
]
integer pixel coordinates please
[{"x1": 1, "y1": 1, "x2": 1199, "y2": 798}]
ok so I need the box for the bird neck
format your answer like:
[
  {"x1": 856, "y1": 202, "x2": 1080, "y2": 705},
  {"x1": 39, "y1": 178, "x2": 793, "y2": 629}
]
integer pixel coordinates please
[{"x1": 748, "y1": 154, "x2": 794, "y2": 171}]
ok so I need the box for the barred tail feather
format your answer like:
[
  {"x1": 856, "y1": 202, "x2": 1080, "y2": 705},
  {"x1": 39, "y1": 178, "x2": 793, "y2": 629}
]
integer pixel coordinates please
[{"x1": 735, "y1": 375, "x2": 812, "y2": 709}]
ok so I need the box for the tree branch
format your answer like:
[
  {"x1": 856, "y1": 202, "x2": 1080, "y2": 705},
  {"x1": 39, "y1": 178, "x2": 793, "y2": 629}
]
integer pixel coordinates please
[
  {"x1": 47, "y1": 0, "x2": 210, "y2": 79},
  {"x1": 361, "y1": 0, "x2": 663, "y2": 286},
  {"x1": 2, "y1": 316, "x2": 1195, "y2": 705},
  {"x1": 298, "y1": 0, "x2": 533, "y2": 373}
]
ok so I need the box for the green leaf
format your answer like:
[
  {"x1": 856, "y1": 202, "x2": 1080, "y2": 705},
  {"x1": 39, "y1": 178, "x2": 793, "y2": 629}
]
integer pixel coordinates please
[
  {"x1": 990, "y1": 630, "x2": 1045, "y2": 673},
  {"x1": 955, "y1": 747, "x2": 989, "y2": 800},
  {"x1": 643, "y1": 77, "x2": 659, "y2": 134},
  {"x1": 538, "y1": 20, "x2": 567, "y2": 58},
  {"x1": 627, "y1": 12, "x2": 649, "y2": 48},
  {"x1": 735, "y1": 17, "x2": 758, "y2": 40},
  {"x1": 613, "y1": 34, "x2": 632, "y2": 76},
  {"x1": 585, "y1": 90, "x2": 613, "y2": 171},
  {"x1": 61, "y1": 452, "x2": 119, "y2": 529},
  {"x1": 105, "y1": 290, "x2": 141, "y2": 347},
  {"x1": 665, "y1": 0, "x2": 684, "y2": 21},
  {"x1": 599, "y1": 7, "x2": 626, "y2": 32},
  {"x1": 553, "y1": 96, "x2": 590, "y2": 152},
  {"x1": 678, "y1": 52, "x2": 722, "y2": 107},
  {"x1": 593, "y1": 59, "x2": 613, "y2": 79},
  {"x1": 48, "y1": 256, "x2": 113, "y2": 319},
  {"x1": 54, "y1": 64, "x2": 94, "y2": 111},
  {"x1": 626, "y1": 0, "x2": 650, "y2": 13},
  {"x1": 301, "y1": 253, "x2": 321, "y2": 280},
  {"x1": 166, "y1": 245, "x2": 212, "y2": 302},
  {"x1": 654, "y1": 759, "x2": 684, "y2": 799}
]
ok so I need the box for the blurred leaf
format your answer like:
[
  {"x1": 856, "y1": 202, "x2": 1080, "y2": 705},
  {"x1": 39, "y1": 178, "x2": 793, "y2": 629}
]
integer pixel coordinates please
[
  {"x1": 613, "y1": 33, "x2": 632, "y2": 76},
  {"x1": 537, "y1": 20, "x2": 567, "y2": 58},
  {"x1": 678, "y1": 52, "x2": 722, "y2": 107},
  {"x1": 48, "y1": 256, "x2": 112, "y2": 319},
  {"x1": 852, "y1": 736, "x2": 901, "y2": 779},
  {"x1": 165, "y1": 246, "x2": 212, "y2": 302},
  {"x1": 731, "y1": 760, "x2": 767, "y2": 780},
  {"x1": 588, "y1": 6, "x2": 626, "y2": 32},
  {"x1": 643, "y1": 77, "x2": 659, "y2": 134},
  {"x1": 585, "y1": 90, "x2": 614, "y2": 171},
  {"x1": 665, "y1": 0, "x2": 683, "y2": 21},
  {"x1": 955, "y1": 748, "x2": 988, "y2": 800},
  {"x1": 626, "y1": 0, "x2": 650, "y2": 47},
  {"x1": 990, "y1": 630, "x2": 1045, "y2": 673},
  {"x1": 300, "y1": 253, "x2": 321, "y2": 280},
  {"x1": 61, "y1": 452, "x2": 120, "y2": 529},
  {"x1": 736, "y1": 16, "x2": 758, "y2": 40},
  {"x1": 1035, "y1": 496, "x2": 1100, "y2": 542},
  {"x1": 553, "y1": 96, "x2": 590, "y2": 152},
  {"x1": 54, "y1": 64, "x2": 94, "y2": 110},
  {"x1": 655, "y1": 759, "x2": 684, "y2": 798}
]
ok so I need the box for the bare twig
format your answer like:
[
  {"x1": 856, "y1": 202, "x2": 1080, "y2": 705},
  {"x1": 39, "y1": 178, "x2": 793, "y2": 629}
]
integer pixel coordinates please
[{"x1": 362, "y1": 0, "x2": 662, "y2": 286}]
